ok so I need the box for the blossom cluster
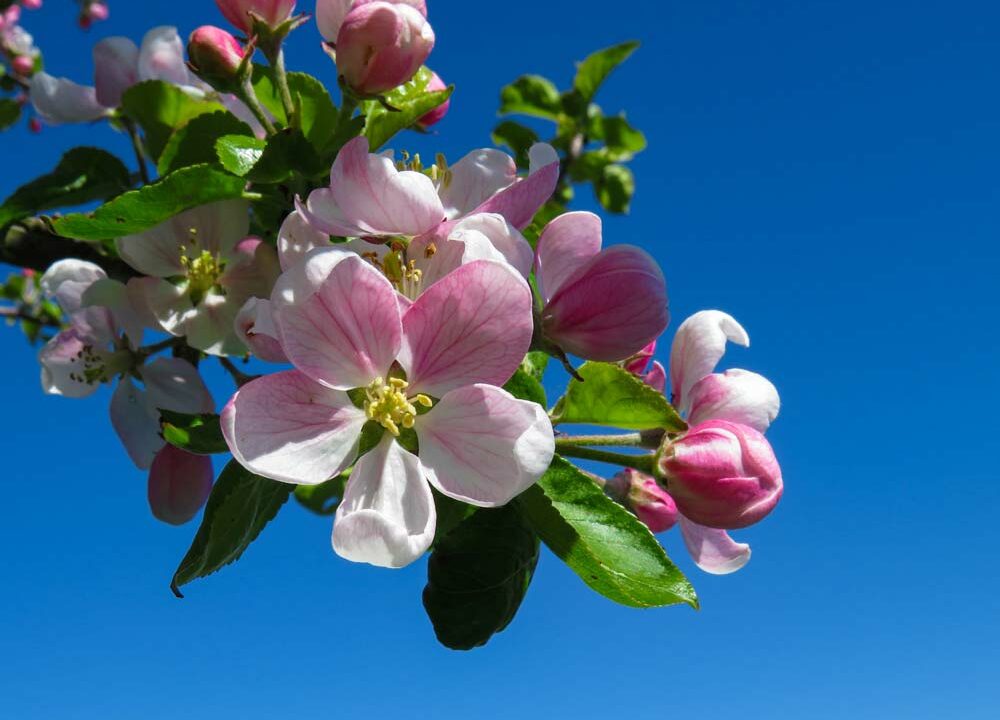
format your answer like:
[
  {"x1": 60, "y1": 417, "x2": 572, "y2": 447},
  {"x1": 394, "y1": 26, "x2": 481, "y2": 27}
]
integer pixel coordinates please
[{"x1": 1, "y1": 0, "x2": 788, "y2": 645}]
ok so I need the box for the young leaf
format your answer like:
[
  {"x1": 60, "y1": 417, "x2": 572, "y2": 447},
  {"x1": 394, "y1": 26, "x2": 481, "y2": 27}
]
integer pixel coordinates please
[
  {"x1": 521, "y1": 351, "x2": 549, "y2": 382},
  {"x1": 171, "y1": 459, "x2": 293, "y2": 597},
  {"x1": 573, "y1": 41, "x2": 640, "y2": 103},
  {"x1": 252, "y1": 68, "x2": 339, "y2": 151},
  {"x1": 423, "y1": 504, "x2": 539, "y2": 650},
  {"x1": 503, "y1": 368, "x2": 546, "y2": 406},
  {"x1": 590, "y1": 114, "x2": 647, "y2": 160},
  {"x1": 121, "y1": 81, "x2": 223, "y2": 161},
  {"x1": 157, "y1": 111, "x2": 253, "y2": 175},
  {"x1": 52, "y1": 165, "x2": 248, "y2": 242},
  {"x1": 216, "y1": 134, "x2": 267, "y2": 177},
  {"x1": 0, "y1": 98, "x2": 22, "y2": 130},
  {"x1": 551, "y1": 362, "x2": 685, "y2": 431},
  {"x1": 499, "y1": 74, "x2": 562, "y2": 120},
  {"x1": 492, "y1": 120, "x2": 540, "y2": 168},
  {"x1": 246, "y1": 128, "x2": 326, "y2": 183},
  {"x1": 0, "y1": 148, "x2": 130, "y2": 229},
  {"x1": 160, "y1": 410, "x2": 228, "y2": 455},
  {"x1": 596, "y1": 163, "x2": 636, "y2": 213},
  {"x1": 364, "y1": 68, "x2": 453, "y2": 151},
  {"x1": 520, "y1": 456, "x2": 697, "y2": 609}
]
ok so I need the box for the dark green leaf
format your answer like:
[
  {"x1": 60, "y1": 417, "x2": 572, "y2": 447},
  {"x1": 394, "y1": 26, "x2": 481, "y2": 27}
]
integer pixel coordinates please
[
  {"x1": 551, "y1": 362, "x2": 685, "y2": 431},
  {"x1": 252, "y1": 68, "x2": 339, "y2": 151},
  {"x1": 573, "y1": 41, "x2": 640, "y2": 102},
  {"x1": 503, "y1": 368, "x2": 546, "y2": 406},
  {"x1": 294, "y1": 473, "x2": 347, "y2": 516},
  {"x1": 0, "y1": 148, "x2": 130, "y2": 229},
  {"x1": 491, "y1": 120, "x2": 539, "y2": 167},
  {"x1": 160, "y1": 410, "x2": 228, "y2": 455},
  {"x1": 52, "y1": 165, "x2": 247, "y2": 242},
  {"x1": 0, "y1": 98, "x2": 22, "y2": 130},
  {"x1": 216, "y1": 134, "x2": 267, "y2": 176},
  {"x1": 364, "y1": 67, "x2": 453, "y2": 150},
  {"x1": 520, "y1": 456, "x2": 697, "y2": 609},
  {"x1": 171, "y1": 459, "x2": 293, "y2": 596},
  {"x1": 423, "y1": 504, "x2": 539, "y2": 650},
  {"x1": 596, "y1": 163, "x2": 635, "y2": 214},
  {"x1": 499, "y1": 74, "x2": 562, "y2": 120},
  {"x1": 247, "y1": 128, "x2": 326, "y2": 183},
  {"x1": 157, "y1": 111, "x2": 253, "y2": 175},
  {"x1": 432, "y1": 489, "x2": 477, "y2": 545},
  {"x1": 122, "y1": 81, "x2": 223, "y2": 161}
]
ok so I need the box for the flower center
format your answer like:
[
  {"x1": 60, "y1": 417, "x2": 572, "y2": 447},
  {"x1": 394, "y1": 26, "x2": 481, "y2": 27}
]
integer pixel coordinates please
[
  {"x1": 364, "y1": 248, "x2": 426, "y2": 301},
  {"x1": 364, "y1": 377, "x2": 432, "y2": 436},
  {"x1": 67, "y1": 345, "x2": 133, "y2": 386},
  {"x1": 181, "y1": 249, "x2": 224, "y2": 299}
]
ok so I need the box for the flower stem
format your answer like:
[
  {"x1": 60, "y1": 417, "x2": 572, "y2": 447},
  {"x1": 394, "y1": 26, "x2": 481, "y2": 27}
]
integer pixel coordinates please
[
  {"x1": 237, "y1": 78, "x2": 277, "y2": 136},
  {"x1": 219, "y1": 356, "x2": 259, "y2": 388},
  {"x1": 138, "y1": 337, "x2": 181, "y2": 357},
  {"x1": 121, "y1": 116, "x2": 151, "y2": 185},
  {"x1": 555, "y1": 433, "x2": 645, "y2": 448},
  {"x1": 266, "y1": 47, "x2": 297, "y2": 125},
  {"x1": 337, "y1": 93, "x2": 359, "y2": 129},
  {"x1": 556, "y1": 445, "x2": 656, "y2": 474}
]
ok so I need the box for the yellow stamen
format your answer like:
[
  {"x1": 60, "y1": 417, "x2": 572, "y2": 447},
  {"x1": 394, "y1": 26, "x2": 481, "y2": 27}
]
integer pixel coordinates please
[{"x1": 364, "y1": 377, "x2": 431, "y2": 437}]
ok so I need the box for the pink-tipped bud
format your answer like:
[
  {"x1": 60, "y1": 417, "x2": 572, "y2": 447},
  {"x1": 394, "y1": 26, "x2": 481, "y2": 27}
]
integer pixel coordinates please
[
  {"x1": 215, "y1": 0, "x2": 297, "y2": 34},
  {"x1": 28, "y1": 116, "x2": 41, "y2": 133},
  {"x1": 607, "y1": 468, "x2": 678, "y2": 534},
  {"x1": 623, "y1": 341, "x2": 656, "y2": 376},
  {"x1": 21, "y1": 0, "x2": 43, "y2": 10},
  {"x1": 188, "y1": 26, "x2": 247, "y2": 86},
  {"x1": 417, "y1": 70, "x2": 450, "y2": 127},
  {"x1": 657, "y1": 419, "x2": 783, "y2": 530},
  {"x1": 147, "y1": 445, "x2": 214, "y2": 526},
  {"x1": 336, "y1": 1, "x2": 434, "y2": 96},
  {"x1": 11, "y1": 55, "x2": 34, "y2": 77},
  {"x1": 86, "y1": 1, "x2": 109, "y2": 21}
]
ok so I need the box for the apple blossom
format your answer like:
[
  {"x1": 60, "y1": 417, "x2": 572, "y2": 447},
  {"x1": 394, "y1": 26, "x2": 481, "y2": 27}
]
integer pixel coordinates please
[
  {"x1": 215, "y1": 0, "x2": 296, "y2": 33},
  {"x1": 534, "y1": 211, "x2": 669, "y2": 362},
  {"x1": 222, "y1": 249, "x2": 554, "y2": 568},
  {"x1": 316, "y1": 0, "x2": 427, "y2": 43},
  {"x1": 118, "y1": 201, "x2": 280, "y2": 356}
]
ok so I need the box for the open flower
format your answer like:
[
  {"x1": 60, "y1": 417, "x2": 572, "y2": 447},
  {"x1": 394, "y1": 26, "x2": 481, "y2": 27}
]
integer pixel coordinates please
[
  {"x1": 119, "y1": 200, "x2": 280, "y2": 356},
  {"x1": 535, "y1": 211, "x2": 669, "y2": 362},
  {"x1": 38, "y1": 260, "x2": 215, "y2": 470},
  {"x1": 222, "y1": 249, "x2": 554, "y2": 568}
]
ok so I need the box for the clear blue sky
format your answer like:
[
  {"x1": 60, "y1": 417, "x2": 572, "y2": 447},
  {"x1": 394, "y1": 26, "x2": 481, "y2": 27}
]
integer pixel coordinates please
[{"x1": 2, "y1": 1, "x2": 998, "y2": 718}]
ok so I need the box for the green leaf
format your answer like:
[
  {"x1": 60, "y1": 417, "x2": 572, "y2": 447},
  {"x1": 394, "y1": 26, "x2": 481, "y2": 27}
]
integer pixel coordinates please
[
  {"x1": 423, "y1": 504, "x2": 540, "y2": 650},
  {"x1": 157, "y1": 111, "x2": 253, "y2": 175},
  {"x1": 171, "y1": 459, "x2": 293, "y2": 596},
  {"x1": 52, "y1": 165, "x2": 247, "y2": 242},
  {"x1": 252, "y1": 68, "x2": 339, "y2": 151},
  {"x1": 520, "y1": 456, "x2": 697, "y2": 609},
  {"x1": 499, "y1": 74, "x2": 562, "y2": 120},
  {"x1": 503, "y1": 368, "x2": 546, "y2": 407},
  {"x1": 294, "y1": 473, "x2": 347, "y2": 516},
  {"x1": 551, "y1": 361, "x2": 685, "y2": 431},
  {"x1": 0, "y1": 98, "x2": 22, "y2": 130},
  {"x1": 491, "y1": 120, "x2": 539, "y2": 167},
  {"x1": 364, "y1": 67, "x2": 453, "y2": 150},
  {"x1": 121, "y1": 81, "x2": 223, "y2": 161},
  {"x1": 160, "y1": 410, "x2": 228, "y2": 455},
  {"x1": 593, "y1": 114, "x2": 646, "y2": 160},
  {"x1": 432, "y1": 489, "x2": 477, "y2": 546},
  {"x1": 573, "y1": 41, "x2": 640, "y2": 102},
  {"x1": 521, "y1": 351, "x2": 549, "y2": 382},
  {"x1": 596, "y1": 163, "x2": 635, "y2": 214},
  {"x1": 0, "y1": 148, "x2": 130, "y2": 229},
  {"x1": 216, "y1": 134, "x2": 267, "y2": 176},
  {"x1": 247, "y1": 128, "x2": 326, "y2": 183}
]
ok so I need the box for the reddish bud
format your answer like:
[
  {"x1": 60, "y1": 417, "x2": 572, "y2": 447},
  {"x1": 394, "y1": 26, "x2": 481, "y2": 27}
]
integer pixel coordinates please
[
  {"x1": 147, "y1": 445, "x2": 214, "y2": 526},
  {"x1": 187, "y1": 26, "x2": 247, "y2": 87},
  {"x1": 215, "y1": 0, "x2": 297, "y2": 33},
  {"x1": 417, "y1": 70, "x2": 450, "y2": 127},
  {"x1": 336, "y1": 1, "x2": 434, "y2": 95}
]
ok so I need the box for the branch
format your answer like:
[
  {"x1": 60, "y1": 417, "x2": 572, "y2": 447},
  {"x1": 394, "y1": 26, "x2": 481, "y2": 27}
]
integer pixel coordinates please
[{"x1": 1, "y1": 217, "x2": 137, "y2": 281}]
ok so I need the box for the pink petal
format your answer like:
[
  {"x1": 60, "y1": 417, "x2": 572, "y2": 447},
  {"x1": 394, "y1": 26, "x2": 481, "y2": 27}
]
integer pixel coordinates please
[
  {"x1": 147, "y1": 445, "x2": 214, "y2": 526},
  {"x1": 40, "y1": 259, "x2": 106, "y2": 315},
  {"x1": 183, "y1": 291, "x2": 246, "y2": 357},
  {"x1": 534, "y1": 211, "x2": 603, "y2": 302},
  {"x1": 438, "y1": 149, "x2": 517, "y2": 220},
  {"x1": 305, "y1": 136, "x2": 445, "y2": 237},
  {"x1": 277, "y1": 210, "x2": 330, "y2": 271},
  {"x1": 271, "y1": 248, "x2": 403, "y2": 389},
  {"x1": 38, "y1": 328, "x2": 103, "y2": 399},
  {"x1": 137, "y1": 26, "x2": 192, "y2": 86},
  {"x1": 450, "y1": 213, "x2": 534, "y2": 278},
  {"x1": 470, "y1": 145, "x2": 559, "y2": 229},
  {"x1": 29, "y1": 72, "x2": 108, "y2": 124},
  {"x1": 142, "y1": 357, "x2": 214, "y2": 414},
  {"x1": 81, "y1": 278, "x2": 144, "y2": 349},
  {"x1": 222, "y1": 370, "x2": 367, "y2": 485},
  {"x1": 642, "y1": 361, "x2": 667, "y2": 394},
  {"x1": 220, "y1": 237, "x2": 280, "y2": 305},
  {"x1": 110, "y1": 377, "x2": 164, "y2": 470},
  {"x1": 678, "y1": 515, "x2": 751, "y2": 575},
  {"x1": 332, "y1": 434, "x2": 435, "y2": 568},
  {"x1": 400, "y1": 260, "x2": 533, "y2": 397},
  {"x1": 416, "y1": 384, "x2": 554, "y2": 506},
  {"x1": 93, "y1": 36, "x2": 139, "y2": 107},
  {"x1": 687, "y1": 369, "x2": 780, "y2": 432},
  {"x1": 543, "y1": 245, "x2": 669, "y2": 362},
  {"x1": 235, "y1": 297, "x2": 288, "y2": 363},
  {"x1": 669, "y1": 310, "x2": 750, "y2": 413}
]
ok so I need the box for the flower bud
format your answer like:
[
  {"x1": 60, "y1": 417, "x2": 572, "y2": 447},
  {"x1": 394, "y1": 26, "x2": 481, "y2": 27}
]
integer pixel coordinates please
[
  {"x1": 215, "y1": 0, "x2": 297, "y2": 34},
  {"x1": 187, "y1": 26, "x2": 247, "y2": 88},
  {"x1": 336, "y1": 1, "x2": 434, "y2": 95},
  {"x1": 11, "y1": 54, "x2": 34, "y2": 77},
  {"x1": 417, "y1": 70, "x2": 450, "y2": 127},
  {"x1": 657, "y1": 419, "x2": 782, "y2": 529},
  {"x1": 608, "y1": 468, "x2": 678, "y2": 533},
  {"x1": 147, "y1": 445, "x2": 214, "y2": 526},
  {"x1": 22, "y1": 0, "x2": 43, "y2": 10}
]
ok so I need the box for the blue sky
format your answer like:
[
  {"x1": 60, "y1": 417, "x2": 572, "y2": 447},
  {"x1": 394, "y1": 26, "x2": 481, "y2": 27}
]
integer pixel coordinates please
[{"x1": 2, "y1": 1, "x2": 999, "y2": 718}]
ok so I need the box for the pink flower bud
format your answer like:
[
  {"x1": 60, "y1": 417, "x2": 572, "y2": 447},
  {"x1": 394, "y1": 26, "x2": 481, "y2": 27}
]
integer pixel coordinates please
[
  {"x1": 28, "y1": 116, "x2": 41, "y2": 133},
  {"x1": 11, "y1": 55, "x2": 34, "y2": 77},
  {"x1": 336, "y1": 1, "x2": 434, "y2": 95},
  {"x1": 623, "y1": 341, "x2": 656, "y2": 375},
  {"x1": 609, "y1": 468, "x2": 678, "y2": 533},
  {"x1": 147, "y1": 445, "x2": 214, "y2": 526},
  {"x1": 21, "y1": 0, "x2": 43, "y2": 10},
  {"x1": 215, "y1": 0, "x2": 297, "y2": 33},
  {"x1": 86, "y1": 2, "x2": 109, "y2": 21},
  {"x1": 188, "y1": 26, "x2": 247, "y2": 86},
  {"x1": 657, "y1": 419, "x2": 782, "y2": 530},
  {"x1": 417, "y1": 70, "x2": 450, "y2": 127}
]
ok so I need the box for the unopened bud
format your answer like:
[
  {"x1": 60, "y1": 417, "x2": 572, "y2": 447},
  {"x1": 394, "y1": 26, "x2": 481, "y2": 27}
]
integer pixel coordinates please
[
  {"x1": 417, "y1": 70, "x2": 450, "y2": 127},
  {"x1": 608, "y1": 468, "x2": 678, "y2": 533},
  {"x1": 187, "y1": 26, "x2": 247, "y2": 89},
  {"x1": 215, "y1": 0, "x2": 297, "y2": 34},
  {"x1": 11, "y1": 55, "x2": 34, "y2": 77},
  {"x1": 657, "y1": 419, "x2": 782, "y2": 530},
  {"x1": 147, "y1": 445, "x2": 214, "y2": 526}
]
